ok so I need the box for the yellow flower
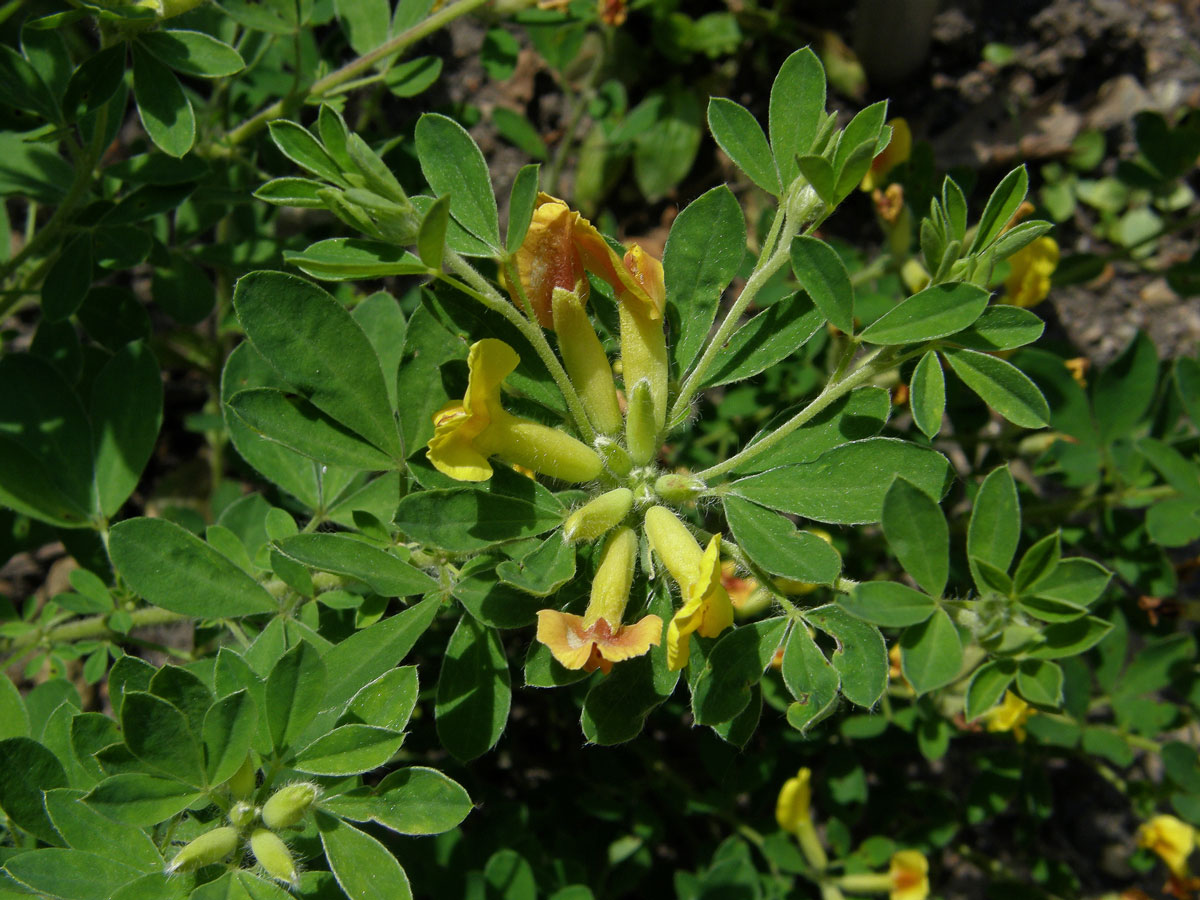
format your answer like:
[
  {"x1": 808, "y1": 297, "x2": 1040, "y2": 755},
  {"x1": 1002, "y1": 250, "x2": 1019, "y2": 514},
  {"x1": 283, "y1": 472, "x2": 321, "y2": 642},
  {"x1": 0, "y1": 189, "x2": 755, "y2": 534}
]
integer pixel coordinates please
[
  {"x1": 861, "y1": 118, "x2": 912, "y2": 192},
  {"x1": 536, "y1": 527, "x2": 662, "y2": 674},
  {"x1": 427, "y1": 339, "x2": 602, "y2": 483},
  {"x1": 889, "y1": 850, "x2": 930, "y2": 900},
  {"x1": 775, "y1": 767, "x2": 812, "y2": 833},
  {"x1": 1001, "y1": 235, "x2": 1059, "y2": 308},
  {"x1": 982, "y1": 691, "x2": 1036, "y2": 742},
  {"x1": 1139, "y1": 814, "x2": 1197, "y2": 879},
  {"x1": 505, "y1": 195, "x2": 589, "y2": 328},
  {"x1": 643, "y1": 506, "x2": 735, "y2": 670}
]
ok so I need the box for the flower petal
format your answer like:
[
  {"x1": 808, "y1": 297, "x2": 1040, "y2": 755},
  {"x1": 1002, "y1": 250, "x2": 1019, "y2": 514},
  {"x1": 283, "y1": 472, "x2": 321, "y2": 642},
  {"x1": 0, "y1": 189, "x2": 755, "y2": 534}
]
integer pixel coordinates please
[
  {"x1": 536, "y1": 609, "x2": 597, "y2": 670},
  {"x1": 595, "y1": 613, "x2": 663, "y2": 664}
]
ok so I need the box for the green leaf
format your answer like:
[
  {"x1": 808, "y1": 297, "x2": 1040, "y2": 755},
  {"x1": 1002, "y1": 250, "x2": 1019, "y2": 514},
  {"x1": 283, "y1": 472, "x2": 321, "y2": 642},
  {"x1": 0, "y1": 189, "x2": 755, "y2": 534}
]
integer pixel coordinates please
[
  {"x1": 702, "y1": 291, "x2": 824, "y2": 388},
  {"x1": 841, "y1": 581, "x2": 936, "y2": 627},
  {"x1": 0, "y1": 737, "x2": 66, "y2": 843},
  {"x1": 943, "y1": 347, "x2": 1050, "y2": 428},
  {"x1": 496, "y1": 532, "x2": 576, "y2": 597},
  {"x1": 109, "y1": 518, "x2": 278, "y2": 617},
  {"x1": 731, "y1": 386, "x2": 890, "y2": 473},
  {"x1": 274, "y1": 534, "x2": 435, "y2": 597},
  {"x1": 385, "y1": 55, "x2": 443, "y2": 98},
  {"x1": 1029, "y1": 558, "x2": 1111, "y2": 607},
  {"x1": 492, "y1": 106, "x2": 548, "y2": 159},
  {"x1": 524, "y1": 640, "x2": 589, "y2": 689},
  {"x1": 882, "y1": 477, "x2": 949, "y2": 596},
  {"x1": 43, "y1": 789, "x2": 162, "y2": 872},
  {"x1": 415, "y1": 113, "x2": 500, "y2": 250},
  {"x1": 227, "y1": 388, "x2": 399, "y2": 471},
  {"x1": 3, "y1": 849, "x2": 141, "y2": 900},
  {"x1": 453, "y1": 556, "x2": 547, "y2": 627},
  {"x1": 435, "y1": 614, "x2": 510, "y2": 761},
  {"x1": 90, "y1": 341, "x2": 162, "y2": 518},
  {"x1": 1027, "y1": 616, "x2": 1113, "y2": 659},
  {"x1": 732, "y1": 438, "x2": 951, "y2": 525},
  {"x1": 950, "y1": 305, "x2": 1045, "y2": 352},
  {"x1": 395, "y1": 486, "x2": 562, "y2": 552},
  {"x1": 1175, "y1": 356, "x2": 1200, "y2": 425},
  {"x1": 283, "y1": 238, "x2": 427, "y2": 281},
  {"x1": 1093, "y1": 331, "x2": 1158, "y2": 443},
  {"x1": 254, "y1": 177, "x2": 328, "y2": 208},
  {"x1": 858, "y1": 283, "x2": 990, "y2": 345},
  {"x1": 804, "y1": 605, "x2": 888, "y2": 708},
  {"x1": 769, "y1": 47, "x2": 825, "y2": 186},
  {"x1": 318, "y1": 813, "x2": 413, "y2": 900},
  {"x1": 268, "y1": 120, "x2": 344, "y2": 184},
  {"x1": 336, "y1": 0, "x2": 390, "y2": 54},
  {"x1": 1016, "y1": 659, "x2": 1063, "y2": 706},
  {"x1": 189, "y1": 871, "x2": 294, "y2": 900},
  {"x1": 909, "y1": 351, "x2": 945, "y2": 438},
  {"x1": 834, "y1": 100, "x2": 887, "y2": 188},
  {"x1": 120, "y1": 692, "x2": 204, "y2": 786},
  {"x1": 796, "y1": 154, "x2": 835, "y2": 205},
  {"x1": 0, "y1": 44, "x2": 58, "y2": 121},
  {"x1": 344, "y1": 667, "x2": 418, "y2": 732},
  {"x1": 833, "y1": 140, "x2": 877, "y2": 201},
  {"x1": 319, "y1": 766, "x2": 472, "y2": 835},
  {"x1": 266, "y1": 641, "x2": 326, "y2": 752},
  {"x1": 899, "y1": 609, "x2": 963, "y2": 694},
  {"x1": 969, "y1": 166, "x2": 1029, "y2": 254},
  {"x1": 233, "y1": 271, "x2": 403, "y2": 460},
  {"x1": 972, "y1": 557, "x2": 1014, "y2": 597},
  {"x1": 692, "y1": 618, "x2": 787, "y2": 725},
  {"x1": 505, "y1": 163, "x2": 540, "y2": 254},
  {"x1": 1137, "y1": 437, "x2": 1200, "y2": 497},
  {"x1": 633, "y1": 85, "x2": 702, "y2": 202},
  {"x1": 202, "y1": 690, "x2": 257, "y2": 786},
  {"x1": 138, "y1": 30, "x2": 244, "y2": 78},
  {"x1": 1013, "y1": 532, "x2": 1061, "y2": 593},
  {"x1": 723, "y1": 496, "x2": 840, "y2": 584},
  {"x1": 293, "y1": 724, "x2": 404, "y2": 775},
  {"x1": 417, "y1": 193, "x2": 451, "y2": 270},
  {"x1": 667, "y1": 185, "x2": 746, "y2": 375},
  {"x1": 964, "y1": 660, "x2": 1016, "y2": 721},
  {"x1": 42, "y1": 234, "x2": 93, "y2": 322},
  {"x1": 84, "y1": 774, "x2": 202, "y2": 826},
  {"x1": 0, "y1": 674, "x2": 29, "y2": 740},
  {"x1": 707, "y1": 97, "x2": 780, "y2": 194},
  {"x1": 790, "y1": 235, "x2": 853, "y2": 334},
  {"x1": 968, "y1": 466, "x2": 1021, "y2": 586},
  {"x1": 781, "y1": 626, "x2": 839, "y2": 732},
  {"x1": 131, "y1": 45, "x2": 194, "y2": 158}
]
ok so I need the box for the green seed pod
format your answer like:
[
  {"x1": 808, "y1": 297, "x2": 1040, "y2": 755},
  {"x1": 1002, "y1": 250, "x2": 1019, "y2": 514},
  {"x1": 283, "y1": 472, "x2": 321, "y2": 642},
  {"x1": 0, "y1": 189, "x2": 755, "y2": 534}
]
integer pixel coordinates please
[
  {"x1": 250, "y1": 828, "x2": 298, "y2": 886},
  {"x1": 261, "y1": 782, "x2": 319, "y2": 830},
  {"x1": 225, "y1": 754, "x2": 257, "y2": 801},
  {"x1": 165, "y1": 826, "x2": 239, "y2": 873}
]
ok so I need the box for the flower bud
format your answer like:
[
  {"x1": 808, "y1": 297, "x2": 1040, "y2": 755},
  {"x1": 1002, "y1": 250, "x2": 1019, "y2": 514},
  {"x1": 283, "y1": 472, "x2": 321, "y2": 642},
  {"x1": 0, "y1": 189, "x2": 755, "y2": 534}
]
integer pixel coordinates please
[
  {"x1": 595, "y1": 435, "x2": 633, "y2": 477},
  {"x1": 564, "y1": 489, "x2": 634, "y2": 543},
  {"x1": 583, "y1": 527, "x2": 639, "y2": 627},
  {"x1": 229, "y1": 800, "x2": 256, "y2": 829},
  {"x1": 625, "y1": 380, "x2": 658, "y2": 466},
  {"x1": 654, "y1": 473, "x2": 705, "y2": 504},
  {"x1": 166, "y1": 826, "x2": 239, "y2": 873},
  {"x1": 643, "y1": 506, "x2": 703, "y2": 587},
  {"x1": 250, "y1": 828, "x2": 298, "y2": 886},
  {"x1": 552, "y1": 287, "x2": 622, "y2": 436},
  {"x1": 261, "y1": 782, "x2": 319, "y2": 830},
  {"x1": 225, "y1": 754, "x2": 257, "y2": 801}
]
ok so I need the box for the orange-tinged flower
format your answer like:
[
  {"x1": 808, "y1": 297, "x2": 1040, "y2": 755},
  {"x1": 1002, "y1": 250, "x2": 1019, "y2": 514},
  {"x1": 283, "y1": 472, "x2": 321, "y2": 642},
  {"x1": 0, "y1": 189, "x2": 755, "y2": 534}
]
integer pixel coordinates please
[
  {"x1": 889, "y1": 850, "x2": 930, "y2": 900},
  {"x1": 861, "y1": 118, "x2": 912, "y2": 192},
  {"x1": 1139, "y1": 815, "x2": 1197, "y2": 879},
  {"x1": 427, "y1": 339, "x2": 602, "y2": 483},
  {"x1": 599, "y1": 0, "x2": 627, "y2": 26},
  {"x1": 983, "y1": 691, "x2": 1036, "y2": 742},
  {"x1": 536, "y1": 528, "x2": 662, "y2": 674},
  {"x1": 506, "y1": 195, "x2": 589, "y2": 327},
  {"x1": 1001, "y1": 235, "x2": 1059, "y2": 308}
]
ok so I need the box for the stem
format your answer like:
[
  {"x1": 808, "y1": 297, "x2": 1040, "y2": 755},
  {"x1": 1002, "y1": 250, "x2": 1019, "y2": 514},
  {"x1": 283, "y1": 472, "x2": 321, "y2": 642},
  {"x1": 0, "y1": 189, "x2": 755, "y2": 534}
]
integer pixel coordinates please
[
  {"x1": 0, "y1": 606, "x2": 189, "y2": 670},
  {"x1": 224, "y1": 0, "x2": 491, "y2": 146},
  {"x1": 442, "y1": 249, "x2": 597, "y2": 443}
]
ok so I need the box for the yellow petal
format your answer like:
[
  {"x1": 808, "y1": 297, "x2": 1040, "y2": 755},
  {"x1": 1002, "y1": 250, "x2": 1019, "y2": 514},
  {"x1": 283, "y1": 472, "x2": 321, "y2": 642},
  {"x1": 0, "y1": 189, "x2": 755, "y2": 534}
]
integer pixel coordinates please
[
  {"x1": 622, "y1": 245, "x2": 666, "y2": 318},
  {"x1": 509, "y1": 197, "x2": 589, "y2": 327},
  {"x1": 465, "y1": 339, "x2": 520, "y2": 418},
  {"x1": 427, "y1": 402, "x2": 493, "y2": 481},
  {"x1": 535, "y1": 609, "x2": 597, "y2": 670},
  {"x1": 1139, "y1": 814, "x2": 1197, "y2": 878},
  {"x1": 775, "y1": 768, "x2": 812, "y2": 832},
  {"x1": 665, "y1": 616, "x2": 691, "y2": 671},
  {"x1": 594, "y1": 613, "x2": 663, "y2": 664},
  {"x1": 889, "y1": 850, "x2": 930, "y2": 900},
  {"x1": 1001, "y1": 236, "x2": 1059, "y2": 308}
]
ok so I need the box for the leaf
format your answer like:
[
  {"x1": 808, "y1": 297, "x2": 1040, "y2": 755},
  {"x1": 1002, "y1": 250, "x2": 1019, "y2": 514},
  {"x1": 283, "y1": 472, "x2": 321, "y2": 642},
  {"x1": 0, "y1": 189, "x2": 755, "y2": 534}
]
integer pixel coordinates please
[
  {"x1": 266, "y1": 641, "x2": 326, "y2": 752},
  {"x1": 769, "y1": 47, "x2": 826, "y2": 186},
  {"x1": 0, "y1": 674, "x2": 29, "y2": 740},
  {"x1": 495, "y1": 532, "x2": 576, "y2": 597},
  {"x1": 131, "y1": 45, "x2": 194, "y2": 158},
  {"x1": 320, "y1": 766, "x2": 472, "y2": 835},
  {"x1": 1016, "y1": 659, "x2": 1063, "y2": 706},
  {"x1": 790, "y1": 235, "x2": 854, "y2": 334},
  {"x1": 1027, "y1": 616, "x2": 1113, "y2": 659},
  {"x1": 666, "y1": 185, "x2": 746, "y2": 375},
  {"x1": 899, "y1": 609, "x2": 963, "y2": 694},
  {"x1": 909, "y1": 351, "x2": 945, "y2": 438},
  {"x1": 318, "y1": 813, "x2": 413, "y2": 900},
  {"x1": 943, "y1": 347, "x2": 1050, "y2": 428},
  {"x1": 268, "y1": 120, "x2": 343, "y2": 184},
  {"x1": 120, "y1": 692, "x2": 204, "y2": 787},
  {"x1": 796, "y1": 154, "x2": 835, "y2": 204},
  {"x1": 969, "y1": 166, "x2": 1029, "y2": 254},
  {"x1": 484, "y1": 850, "x2": 537, "y2": 900},
  {"x1": 1029, "y1": 558, "x2": 1111, "y2": 607},
  {"x1": 882, "y1": 477, "x2": 948, "y2": 596},
  {"x1": 137, "y1": 30, "x2": 244, "y2": 78},
  {"x1": 964, "y1": 660, "x2": 1016, "y2": 721},
  {"x1": 692, "y1": 618, "x2": 787, "y2": 725},
  {"x1": 84, "y1": 774, "x2": 202, "y2": 826},
  {"x1": 950, "y1": 304, "x2": 1045, "y2": 352},
  {"x1": 254, "y1": 177, "x2": 327, "y2": 208},
  {"x1": 506, "y1": 163, "x2": 540, "y2": 253},
  {"x1": 492, "y1": 106, "x2": 548, "y2": 159},
  {"x1": 89, "y1": 341, "x2": 163, "y2": 518},
  {"x1": 841, "y1": 581, "x2": 936, "y2": 627},
  {"x1": 43, "y1": 789, "x2": 162, "y2": 872},
  {"x1": 633, "y1": 85, "x2": 702, "y2": 202},
  {"x1": 781, "y1": 626, "x2": 839, "y2": 732},
  {"x1": 858, "y1": 283, "x2": 990, "y2": 345},
  {"x1": 702, "y1": 291, "x2": 824, "y2": 388},
  {"x1": 274, "y1": 534, "x2": 435, "y2": 597},
  {"x1": 233, "y1": 271, "x2": 403, "y2": 460},
  {"x1": 415, "y1": 113, "x2": 500, "y2": 250},
  {"x1": 42, "y1": 234, "x2": 93, "y2": 322},
  {"x1": 435, "y1": 614, "x2": 511, "y2": 761},
  {"x1": 109, "y1": 518, "x2": 278, "y2": 617},
  {"x1": 394, "y1": 486, "x2": 563, "y2": 552},
  {"x1": 385, "y1": 55, "x2": 443, "y2": 98},
  {"x1": 707, "y1": 97, "x2": 780, "y2": 194},
  {"x1": 1176, "y1": 356, "x2": 1200, "y2": 425},
  {"x1": 732, "y1": 438, "x2": 951, "y2": 525},
  {"x1": 0, "y1": 737, "x2": 67, "y2": 843},
  {"x1": 968, "y1": 466, "x2": 1021, "y2": 586},
  {"x1": 1137, "y1": 437, "x2": 1200, "y2": 497},
  {"x1": 283, "y1": 238, "x2": 427, "y2": 281},
  {"x1": 804, "y1": 605, "x2": 888, "y2": 708},
  {"x1": 335, "y1": 0, "x2": 390, "y2": 54},
  {"x1": 1093, "y1": 331, "x2": 1158, "y2": 443},
  {"x1": 202, "y1": 690, "x2": 258, "y2": 786},
  {"x1": 3, "y1": 849, "x2": 142, "y2": 900},
  {"x1": 417, "y1": 193, "x2": 451, "y2": 270},
  {"x1": 453, "y1": 556, "x2": 547, "y2": 627},
  {"x1": 723, "y1": 495, "x2": 841, "y2": 584},
  {"x1": 293, "y1": 724, "x2": 404, "y2": 775},
  {"x1": 344, "y1": 667, "x2": 419, "y2": 732},
  {"x1": 834, "y1": 100, "x2": 888, "y2": 189},
  {"x1": 1013, "y1": 532, "x2": 1061, "y2": 593}
]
